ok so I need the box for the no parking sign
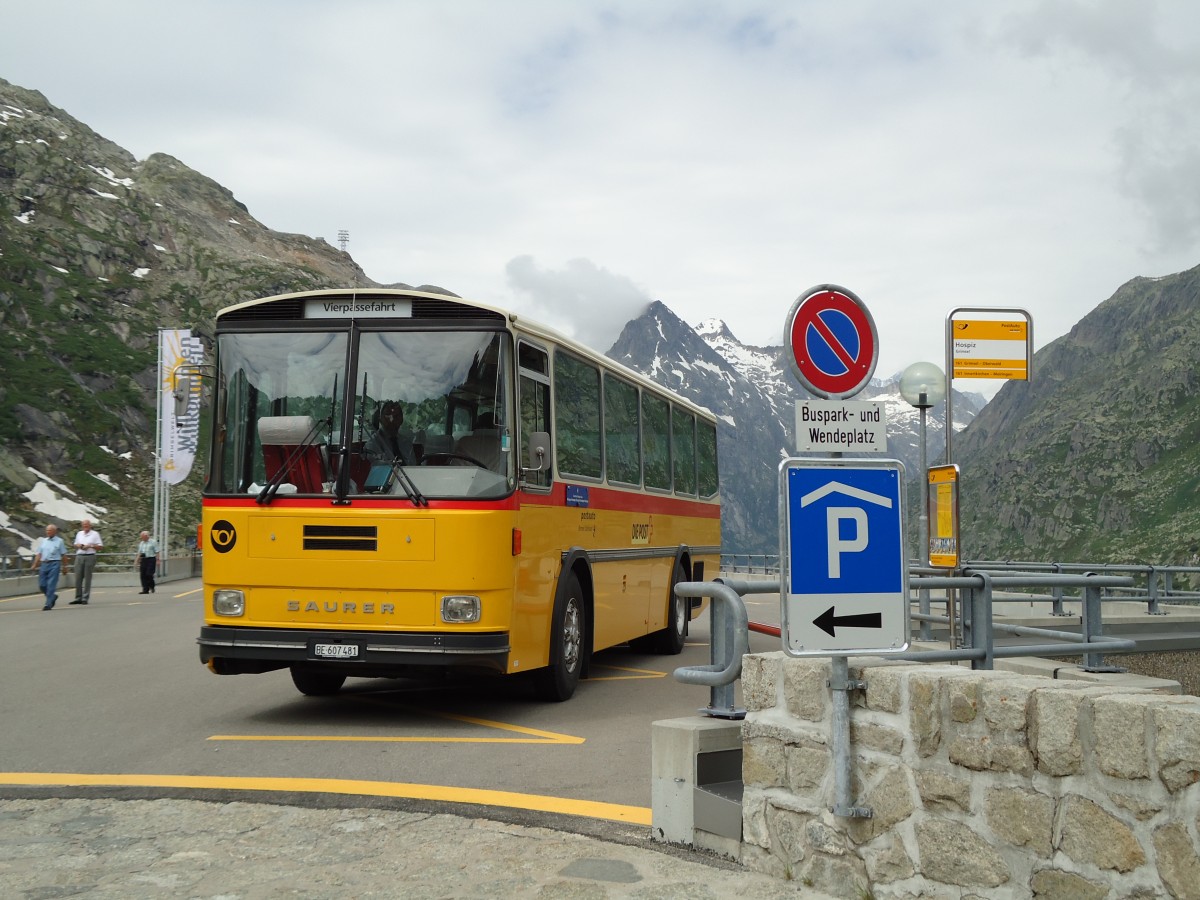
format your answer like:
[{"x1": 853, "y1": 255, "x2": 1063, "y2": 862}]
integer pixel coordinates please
[{"x1": 785, "y1": 285, "x2": 878, "y2": 399}]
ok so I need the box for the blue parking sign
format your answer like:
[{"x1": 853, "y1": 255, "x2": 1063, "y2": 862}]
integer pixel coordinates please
[{"x1": 780, "y1": 458, "x2": 909, "y2": 656}]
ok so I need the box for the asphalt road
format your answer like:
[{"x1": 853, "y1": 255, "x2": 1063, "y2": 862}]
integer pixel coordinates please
[{"x1": 0, "y1": 577, "x2": 783, "y2": 824}]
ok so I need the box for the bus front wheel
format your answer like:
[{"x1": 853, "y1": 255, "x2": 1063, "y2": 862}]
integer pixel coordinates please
[
  {"x1": 534, "y1": 574, "x2": 585, "y2": 702},
  {"x1": 290, "y1": 667, "x2": 347, "y2": 696}
]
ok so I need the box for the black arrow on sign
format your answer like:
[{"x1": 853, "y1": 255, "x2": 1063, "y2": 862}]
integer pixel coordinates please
[{"x1": 813, "y1": 606, "x2": 882, "y2": 637}]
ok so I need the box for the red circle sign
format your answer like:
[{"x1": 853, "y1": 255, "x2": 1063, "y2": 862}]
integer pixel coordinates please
[{"x1": 785, "y1": 285, "x2": 878, "y2": 399}]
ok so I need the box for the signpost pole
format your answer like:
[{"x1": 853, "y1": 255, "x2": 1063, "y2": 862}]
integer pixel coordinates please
[
  {"x1": 830, "y1": 656, "x2": 871, "y2": 818},
  {"x1": 781, "y1": 284, "x2": 891, "y2": 819}
]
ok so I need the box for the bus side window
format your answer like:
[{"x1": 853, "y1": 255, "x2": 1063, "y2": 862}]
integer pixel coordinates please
[
  {"x1": 672, "y1": 407, "x2": 696, "y2": 496},
  {"x1": 604, "y1": 374, "x2": 641, "y2": 486},
  {"x1": 642, "y1": 393, "x2": 671, "y2": 491},
  {"x1": 518, "y1": 342, "x2": 551, "y2": 489},
  {"x1": 698, "y1": 419, "x2": 719, "y2": 497},
  {"x1": 554, "y1": 353, "x2": 601, "y2": 480}
]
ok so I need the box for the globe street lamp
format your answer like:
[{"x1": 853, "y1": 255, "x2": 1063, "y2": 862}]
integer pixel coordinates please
[{"x1": 899, "y1": 362, "x2": 947, "y2": 566}]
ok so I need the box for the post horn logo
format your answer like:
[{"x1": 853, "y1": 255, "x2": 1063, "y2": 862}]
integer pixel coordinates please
[{"x1": 210, "y1": 520, "x2": 237, "y2": 553}]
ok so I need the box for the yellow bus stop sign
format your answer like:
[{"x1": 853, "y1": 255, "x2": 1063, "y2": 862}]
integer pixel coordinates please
[
  {"x1": 927, "y1": 464, "x2": 960, "y2": 568},
  {"x1": 951, "y1": 319, "x2": 1029, "y2": 380}
]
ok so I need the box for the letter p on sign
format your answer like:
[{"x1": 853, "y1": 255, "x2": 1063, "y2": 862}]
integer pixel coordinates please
[{"x1": 826, "y1": 507, "x2": 868, "y2": 578}]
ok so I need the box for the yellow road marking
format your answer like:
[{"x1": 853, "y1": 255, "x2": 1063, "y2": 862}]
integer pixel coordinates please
[
  {"x1": 0, "y1": 594, "x2": 41, "y2": 605},
  {"x1": 588, "y1": 663, "x2": 666, "y2": 682},
  {"x1": 0, "y1": 772, "x2": 650, "y2": 826},
  {"x1": 209, "y1": 734, "x2": 572, "y2": 744},
  {"x1": 211, "y1": 703, "x2": 585, "y2": 745}
]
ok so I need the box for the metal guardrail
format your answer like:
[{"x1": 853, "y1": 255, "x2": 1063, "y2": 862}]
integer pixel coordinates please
[
  {"x1": 675, "y1": 567, "x2": 1163, "y2": 720},
  {"x1": 719, "y1": 555, "x2": 781, "y2": 575},
  {"x1": 723, "y1": 557, "x2": 1200, "y2": 613},
  {"x1": 1, "y1": 551, "x2": 144, "y2": 578},
  {"x1": 904, "y1": 571, "x2": 1138, "y2": 671},
  {"x1": 0, "y1": 553, "x2": 203, "y2": 599}
]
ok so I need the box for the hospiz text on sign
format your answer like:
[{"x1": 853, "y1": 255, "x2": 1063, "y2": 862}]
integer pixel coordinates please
[{"x1": 795, "y1": 399, "x2": 888, "y2": 453}]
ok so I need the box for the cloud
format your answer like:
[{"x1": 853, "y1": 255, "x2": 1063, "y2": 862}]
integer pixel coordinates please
[
  {"x1": 1001, "y1": 0, "x2": 1200, "y2": 253},
  {"x1": 505, "y1": 256, "x2": 653, "y2": 353},
  {"x1": 4, "y1": 1, "x2": 1200, "y2": 386}
]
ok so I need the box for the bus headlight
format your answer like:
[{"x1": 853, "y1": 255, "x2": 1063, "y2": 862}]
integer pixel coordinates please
[
  {"x1": 441, "y1": 595, "x2": 481, "y2": 623},
  {"x1": 213, "y1": 590, "x2": 245, "y2": 616}
]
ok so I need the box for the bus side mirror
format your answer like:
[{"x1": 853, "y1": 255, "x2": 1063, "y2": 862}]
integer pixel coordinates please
[
  {"x1": 173, "y1": 375, "x2": 192, "y2": 417},
  {"x1": 524, "y1": 431, "x2": 550, "y2": 473}
]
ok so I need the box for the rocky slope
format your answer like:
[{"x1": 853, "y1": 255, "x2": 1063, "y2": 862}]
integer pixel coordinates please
[
  {"x1": 956, "y1": 264, "x2": 1200, "y2": 563},
  {"x1": 0, "y1": 78, "x2": 373, "y2": 558}
]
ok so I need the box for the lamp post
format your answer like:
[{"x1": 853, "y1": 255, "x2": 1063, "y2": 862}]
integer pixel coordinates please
[{"x1": 899, "y1": 362, "x2": 947, "y2": 566}]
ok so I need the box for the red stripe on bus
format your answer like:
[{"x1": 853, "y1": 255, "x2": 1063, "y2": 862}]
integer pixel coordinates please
[
  {"x1": 203, "y1": 496, "x2": 521, "y2": 511},
  {"x1": 529, "y1": 483, "x2": 721, "y2": 518},
  {"x1": 203, "y1": 486, "x2": 718, "y2": 518}
]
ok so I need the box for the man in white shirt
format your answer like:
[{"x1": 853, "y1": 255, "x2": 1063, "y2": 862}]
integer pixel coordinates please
[
  {"x1": 70, "y1": 519, "x2": 103, "y2": 605},
  {"x1": 136, "y1": 531, "x2": 159, "y2": 594}
]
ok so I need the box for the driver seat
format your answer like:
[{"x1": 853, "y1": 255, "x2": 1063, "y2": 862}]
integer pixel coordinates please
[{"x1": 455, "y1": 413, "x2": 504, "y2": 471}]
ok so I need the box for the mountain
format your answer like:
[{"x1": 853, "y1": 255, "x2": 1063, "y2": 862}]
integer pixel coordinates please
[
  {"x1": 606, "y1": 302, "x2": 985, "y2": 555},
  {"x1": 6, "y1": 75, "x2": 1196, "y2": 570},
  {"x1": 0, "y1": 78, "x2": 431, "y2": 558},
  {"x1": 955, "y1": 264, "x2": 1200, "y2": 564}
]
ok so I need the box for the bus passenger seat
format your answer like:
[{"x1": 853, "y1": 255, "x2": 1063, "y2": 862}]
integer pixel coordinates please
[{"x1": 258, "y1": 415, "x2": 329, "y2": 493}]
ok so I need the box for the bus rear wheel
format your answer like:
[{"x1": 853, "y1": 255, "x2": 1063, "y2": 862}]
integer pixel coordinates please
[
  {"x1": 534, "y1": 574, "x2": 585, "y2": 702},
  {"x1": 290, "y1": 667, "x2": 347, "y2": 696}
]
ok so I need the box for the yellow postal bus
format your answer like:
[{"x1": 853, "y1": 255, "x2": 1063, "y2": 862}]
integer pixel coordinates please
[{"x1": 198, "y1": 288, "x2": 720, "y2": 700}]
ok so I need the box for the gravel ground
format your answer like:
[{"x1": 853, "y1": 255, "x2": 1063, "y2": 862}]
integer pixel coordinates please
[{"x1": 1109, "y1": 650, "x2": 1200, "y2": 695}]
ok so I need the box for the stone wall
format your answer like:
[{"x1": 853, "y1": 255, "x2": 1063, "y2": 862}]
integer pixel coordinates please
[{"x1": 740, "y1": 652, "x2": 1200, "y2": 899}]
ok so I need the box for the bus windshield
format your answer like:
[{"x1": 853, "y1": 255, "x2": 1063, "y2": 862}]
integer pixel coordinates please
[{"x1": 210, "y1": 329, "x2": 512, "y2": 500}]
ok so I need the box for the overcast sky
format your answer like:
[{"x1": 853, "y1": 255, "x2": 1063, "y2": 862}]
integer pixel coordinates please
[{"x1": 5, "y1": 1, "x2": 1200, "y2": 387}]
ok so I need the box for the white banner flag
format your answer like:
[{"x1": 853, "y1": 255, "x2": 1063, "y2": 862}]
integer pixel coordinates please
[{"x1": 158, "y1": 329, "x2": 205, "y2": 485}]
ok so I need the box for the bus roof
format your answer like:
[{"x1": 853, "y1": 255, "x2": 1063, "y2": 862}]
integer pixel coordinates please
[{"x1": 216, "y1": 288, "x2": 716, "y2": 422}]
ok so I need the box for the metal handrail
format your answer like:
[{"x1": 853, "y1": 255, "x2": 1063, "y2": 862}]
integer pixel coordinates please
[{"x1": 672, "y1": 580, "x2": 749, "y2": 719}]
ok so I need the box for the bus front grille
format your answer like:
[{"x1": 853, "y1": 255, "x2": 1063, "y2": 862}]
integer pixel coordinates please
[{"x1": 303, "y1": 524, "x2": 378, "y2": 552}]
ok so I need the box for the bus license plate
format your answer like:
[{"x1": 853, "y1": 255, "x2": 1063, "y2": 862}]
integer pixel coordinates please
[{"x1": 314, "y1": 643, "x2": 359, "y2": 659}]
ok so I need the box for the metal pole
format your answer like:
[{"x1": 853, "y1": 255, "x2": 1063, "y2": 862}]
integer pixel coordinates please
[
  {"x1": 153, "y1": 329, "x2": 165, "y2": 577},
  {"x1": 944, "y1": 317, "x2": 954, "y2": 465},
  {"x1": 969, "y1": 572, "x2": 994, "y2": 670},
  {"x1": 829, "y1": 656, "x2": 871, "y2": 818},
  {"x1": 1082, "y1": 581, "x2": 1100, "y2": 669},
  {"x1": 918, "y1": 400, "x2": 929, "y2": 565}
]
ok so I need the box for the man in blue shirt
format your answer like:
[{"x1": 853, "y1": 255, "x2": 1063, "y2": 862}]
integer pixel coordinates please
[{"x1": 32, "y1": 523, "x2": 68, "y2": 610}]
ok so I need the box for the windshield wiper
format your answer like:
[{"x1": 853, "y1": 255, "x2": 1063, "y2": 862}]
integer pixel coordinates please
[{"x1": 388, "y1": 459, "x2": 428, "y2": 507}]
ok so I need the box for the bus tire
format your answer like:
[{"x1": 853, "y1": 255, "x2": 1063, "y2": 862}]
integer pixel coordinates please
[
  {"x1": 290, "y1": 667, "x2": 346, "y2": 696},
  {"x1": 632, "y1": 559, "x2": 689, "y2": 655},
  {"x1": 534, "y1": 573, "x2": 585, "y2": 702}
]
